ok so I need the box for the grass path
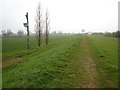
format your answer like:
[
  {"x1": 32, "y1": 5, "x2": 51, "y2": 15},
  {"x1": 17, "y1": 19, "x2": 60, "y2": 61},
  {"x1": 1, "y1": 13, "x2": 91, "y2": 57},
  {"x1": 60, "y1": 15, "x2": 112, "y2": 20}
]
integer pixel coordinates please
[
  {"x1": 80, "y1": 36, "x2": 99, "y2": 88},
  {"x1": 2, "y1": 58, "x2": 23, "y2": 69},
  {"x1": 64, "y1": 36, "x2": 100, "y2": 88}
]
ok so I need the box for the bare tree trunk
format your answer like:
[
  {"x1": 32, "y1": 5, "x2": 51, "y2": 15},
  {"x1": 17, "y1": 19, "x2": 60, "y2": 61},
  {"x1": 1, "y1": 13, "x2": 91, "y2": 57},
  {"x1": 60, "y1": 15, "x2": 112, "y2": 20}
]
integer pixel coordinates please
[
  {"x1": 45, "y1": 10, "x2": 49, "y2": 45},
  {"x1": 46, "y1": 16, "x2": 48, "y2": 45},
  {"x1": 38, "y1": 23, "x2": 41, "y2": 46},
  {"x1": 35, "y1": 3, "x2": 42, "y2": 47}
]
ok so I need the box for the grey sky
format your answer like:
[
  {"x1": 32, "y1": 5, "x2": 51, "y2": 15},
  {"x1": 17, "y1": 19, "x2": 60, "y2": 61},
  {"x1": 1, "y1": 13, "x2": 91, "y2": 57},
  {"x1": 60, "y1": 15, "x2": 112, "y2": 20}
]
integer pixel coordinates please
[{"x1": 0, "y1": 0, "x2": 119, "y2": 33}]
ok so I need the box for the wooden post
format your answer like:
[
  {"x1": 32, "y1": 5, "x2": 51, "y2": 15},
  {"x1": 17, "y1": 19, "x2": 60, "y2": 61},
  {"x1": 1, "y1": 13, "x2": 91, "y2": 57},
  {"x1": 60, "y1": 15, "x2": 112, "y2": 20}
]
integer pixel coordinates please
[{"x1": 25, "y1": 12, "x2": 29, "y2": 50}]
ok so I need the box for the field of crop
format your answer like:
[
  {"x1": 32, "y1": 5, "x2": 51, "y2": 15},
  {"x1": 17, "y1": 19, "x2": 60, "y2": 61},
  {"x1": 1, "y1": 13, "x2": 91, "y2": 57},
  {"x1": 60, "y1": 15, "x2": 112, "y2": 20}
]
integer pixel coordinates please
[{"x1": 2, "y1": 34, "x2": 118, "y2": 88}]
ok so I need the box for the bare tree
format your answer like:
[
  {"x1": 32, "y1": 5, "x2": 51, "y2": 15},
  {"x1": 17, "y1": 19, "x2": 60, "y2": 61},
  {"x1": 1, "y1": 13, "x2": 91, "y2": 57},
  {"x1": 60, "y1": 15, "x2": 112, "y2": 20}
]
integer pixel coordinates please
[
  {"x1": 17, "y1": 30, "x2": 24, "y2": 37},
  {"x1": 45, "y1": 9, "x2": 50, "y2": 45},
  {"x1": 82, "y1": 29, "x2": 85, "y2": 33},
  {"x1": 35, "y1": 3, "x2": 43, "y2": 47},
  {"x1": 1, "y1": 30, "x2": 6, "y2": 37},
  {"x1": 6, "y1": 29, "x2": 13, "y2": 37}
]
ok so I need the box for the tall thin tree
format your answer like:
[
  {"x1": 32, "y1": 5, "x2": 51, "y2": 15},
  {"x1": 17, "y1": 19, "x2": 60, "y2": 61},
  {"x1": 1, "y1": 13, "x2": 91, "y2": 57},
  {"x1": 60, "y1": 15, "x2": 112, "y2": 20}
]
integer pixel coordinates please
[
  {"x1": 45, "y1": 9, "x2": 50, "y2": 45},
  {"x1": 35, "y1": 3, "x2": 43, "y2": 47}
]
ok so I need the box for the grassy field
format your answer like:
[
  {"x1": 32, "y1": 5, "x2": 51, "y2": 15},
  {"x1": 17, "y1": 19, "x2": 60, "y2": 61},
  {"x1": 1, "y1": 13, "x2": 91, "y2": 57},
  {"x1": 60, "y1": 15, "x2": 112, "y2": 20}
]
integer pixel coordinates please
[
  {"x1": 88, "y1": 36, "x2": 118, "y2": 87},
  {"x1": 2, "y1": 34, "x2": 118, "y2": 88},
  {"x1": 2, "y1": 36, "x2": 37, "y2": 60}
]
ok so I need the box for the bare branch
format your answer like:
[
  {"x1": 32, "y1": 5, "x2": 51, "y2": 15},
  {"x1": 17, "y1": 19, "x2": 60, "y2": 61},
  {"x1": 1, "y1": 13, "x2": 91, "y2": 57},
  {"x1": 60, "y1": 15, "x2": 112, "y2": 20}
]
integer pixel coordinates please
[{"x1": 34, "y1": 2, "x2": 43, "y2": 47}]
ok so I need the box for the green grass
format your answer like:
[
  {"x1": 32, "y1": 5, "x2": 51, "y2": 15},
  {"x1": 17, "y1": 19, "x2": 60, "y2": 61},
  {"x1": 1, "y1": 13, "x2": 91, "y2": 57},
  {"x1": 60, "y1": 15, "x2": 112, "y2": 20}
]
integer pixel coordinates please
[
  {"x1": 2, "y1": 35, "x2": 118, "y2": 88},
  {"x1": 2, "y1": 35, "x2": 75, "y2": 60},
  {"x1": 88, "y1": 35, "x2": 118, "y2": 88},
  {"x1": 2, "y1": 36, "x2": 38, "y2": 60},
  {"x1": 3, "y1": 35, "x2": 83, "y2": 88}
]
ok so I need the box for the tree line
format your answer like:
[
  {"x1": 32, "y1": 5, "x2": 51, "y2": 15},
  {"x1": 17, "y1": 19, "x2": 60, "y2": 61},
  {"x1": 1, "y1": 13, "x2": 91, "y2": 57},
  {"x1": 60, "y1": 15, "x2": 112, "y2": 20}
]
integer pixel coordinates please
[
  {"x1": 1, "y1": 29, "x2": 25, "y2": 37},
  {"x1": 104, "y1": 31, "x2": 120, "y2": 38},
  {"x1": 91, "y1": 31, "x2": 120, "y2": 38}
]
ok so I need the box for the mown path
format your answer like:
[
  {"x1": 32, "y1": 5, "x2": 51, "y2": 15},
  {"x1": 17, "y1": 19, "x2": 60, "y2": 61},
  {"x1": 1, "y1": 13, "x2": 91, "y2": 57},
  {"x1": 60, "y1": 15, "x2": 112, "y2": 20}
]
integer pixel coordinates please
[
  {"x1": 65, "y1": 36, "x2": 99, "y2": 88},
  {"x1": 80, "y1": 36, "x2": 99, "y2": 88}
]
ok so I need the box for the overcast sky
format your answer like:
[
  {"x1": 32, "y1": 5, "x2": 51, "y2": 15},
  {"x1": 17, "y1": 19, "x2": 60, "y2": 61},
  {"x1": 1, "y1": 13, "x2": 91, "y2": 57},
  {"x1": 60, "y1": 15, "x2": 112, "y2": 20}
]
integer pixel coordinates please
[{"x1": 0, "y1": 0, "x2": 119, "y2": 33}]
